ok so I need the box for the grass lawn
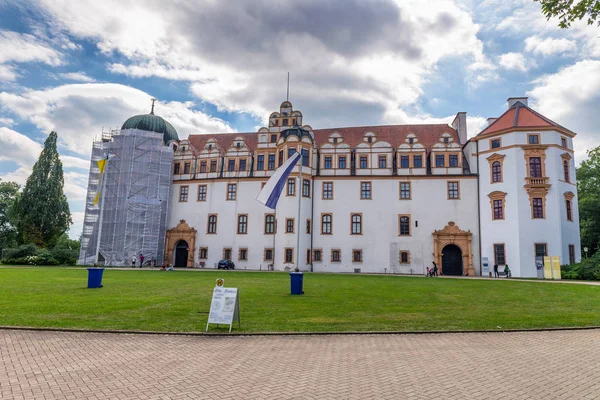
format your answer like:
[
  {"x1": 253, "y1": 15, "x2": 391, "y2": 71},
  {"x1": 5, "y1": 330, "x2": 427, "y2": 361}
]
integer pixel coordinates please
[{"x1": 0, "y1": 267, "x2": 599, "y2": 333}]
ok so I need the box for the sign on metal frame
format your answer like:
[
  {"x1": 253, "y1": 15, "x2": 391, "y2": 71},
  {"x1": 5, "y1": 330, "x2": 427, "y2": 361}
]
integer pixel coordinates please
[{"x1": 206, "y1": 286, "x2": 240, "y2": 333}]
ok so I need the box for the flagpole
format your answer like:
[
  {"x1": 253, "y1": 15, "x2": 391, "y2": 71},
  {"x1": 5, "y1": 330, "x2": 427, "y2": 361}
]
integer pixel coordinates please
[
  {"x1": 94, "y1": 155, "x2": 108, "y2": 265},
  {"x1": 296, "y1": 147, "x2": 302, "y2": 272}
]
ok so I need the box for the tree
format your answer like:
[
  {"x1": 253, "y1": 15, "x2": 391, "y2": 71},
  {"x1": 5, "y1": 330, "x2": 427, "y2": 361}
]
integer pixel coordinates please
[
  {"x1": 0, "y1": 179, "x2": 20, "y2": 252},
  {"x1": 13, "y1": 132, "x2": 72, "y2": 247},
  {"x1": 536, "y1": 0, "x2": 600, "y2": 28},
  {"x1": 576, "y1": 146, "x2": 600, "y2": 256}
]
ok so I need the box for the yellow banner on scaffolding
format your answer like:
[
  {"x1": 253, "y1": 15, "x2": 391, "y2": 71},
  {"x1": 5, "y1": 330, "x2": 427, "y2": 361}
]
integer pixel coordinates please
[{"x1": 93, "y1": 158, "x2": 108, "y2": 206}]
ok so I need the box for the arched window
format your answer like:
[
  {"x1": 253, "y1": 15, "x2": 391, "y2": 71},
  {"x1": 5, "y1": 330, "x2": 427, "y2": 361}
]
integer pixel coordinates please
[
  {"x1": 529, "y1": 157, "x2": 542, "y2": 177},
  {"x1": 321, "y1": 214, "x2": 332, "y2": 235},
  {"x1": 351, "y1": 214, "x2": 362, "y2": 235},
  {"x1": 492, "y1": 161, "x2": 502, "y2": 183},
  {"x1": 563, "y1": 160, "x2": 570, "y2": 183}
]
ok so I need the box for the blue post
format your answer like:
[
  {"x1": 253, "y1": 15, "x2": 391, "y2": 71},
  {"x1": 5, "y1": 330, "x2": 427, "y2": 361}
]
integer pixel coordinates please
[
  {"x1": 289, "y1": 272, "x2": 304, "y2": 295},
  {"x1": 87, "y1": 268, "x2": 105, "y2": 288}
]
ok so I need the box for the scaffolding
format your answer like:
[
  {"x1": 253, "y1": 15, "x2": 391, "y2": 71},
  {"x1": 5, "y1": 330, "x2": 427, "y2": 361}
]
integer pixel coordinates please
[{"x1": 78, "y1": 129, "x2": 173, "y2": 266}]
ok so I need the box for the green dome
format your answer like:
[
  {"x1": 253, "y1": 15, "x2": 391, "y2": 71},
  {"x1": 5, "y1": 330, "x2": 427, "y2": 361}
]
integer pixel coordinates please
[{"x1": 121, "y1": 112, "x2": 179, "y2": 144}]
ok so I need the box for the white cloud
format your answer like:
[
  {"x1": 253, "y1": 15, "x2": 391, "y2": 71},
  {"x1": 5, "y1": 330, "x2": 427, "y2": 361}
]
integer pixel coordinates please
[
  {"x1": 498, "y1": 52, "x2": 528, "y2": 72},
  {"x1": 0, "y1": 127, "x2": 43, "y2": 166},
  {"x1": 0, "y1": 117, "x2": 14, "y2": 126},
  {"x1": 0, "y1": 83, "x2": 234, "y2": 154},
  {"x1": 528, "y1": 60, "x2": 600, "y2": 162},
  {"x1": 0, "y1": 30, "x2": 64, "y2": 66},
  {"x1": 58, "y1": 72, "x2": 96, "y2": 82},
  {"x1": 0, "y1": 65, "x2": 18, "y2": 81},
  {"x1": 524, "y1": 36, "x2": 577, "y2": 56},
  {"x1": 68, "y1": 212, "x2": 85, "y2": 239}
]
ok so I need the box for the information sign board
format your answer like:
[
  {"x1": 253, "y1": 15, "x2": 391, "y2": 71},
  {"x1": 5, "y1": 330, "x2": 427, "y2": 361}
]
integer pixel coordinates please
[
  {"x1": 206, "y1": 286, "x2": 240, "y2": 332},
  {"x1": 482, "y1": 257, "x2": 489, "y2": 276}
]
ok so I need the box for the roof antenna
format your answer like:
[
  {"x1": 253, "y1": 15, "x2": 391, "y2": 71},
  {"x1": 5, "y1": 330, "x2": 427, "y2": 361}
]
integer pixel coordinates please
[
  {"x1": 150, "y1": 98, "x2": 156, "y2": 115},
  {"x1": 286, "y1": 72, "x2": 290, "y2": 102}
]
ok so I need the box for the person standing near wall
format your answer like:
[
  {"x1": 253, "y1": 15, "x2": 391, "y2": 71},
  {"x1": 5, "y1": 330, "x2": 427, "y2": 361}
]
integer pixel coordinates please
[{"x1": 493, "y1": 264, "x2": 499, "y2": 278}]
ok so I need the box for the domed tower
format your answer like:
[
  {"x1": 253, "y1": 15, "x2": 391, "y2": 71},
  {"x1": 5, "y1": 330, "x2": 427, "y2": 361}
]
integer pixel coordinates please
[{"x1": 79, "y1": 100, "x2": 177, "y2": 266}]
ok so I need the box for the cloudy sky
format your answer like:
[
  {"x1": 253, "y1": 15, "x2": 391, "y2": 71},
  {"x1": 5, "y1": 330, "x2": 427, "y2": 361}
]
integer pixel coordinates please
[{"x1": 0, "y1": 0, "x2": 599, "y2": 238}]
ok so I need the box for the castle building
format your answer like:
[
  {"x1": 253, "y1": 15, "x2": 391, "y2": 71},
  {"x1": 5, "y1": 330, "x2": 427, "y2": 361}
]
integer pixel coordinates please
[{"x1": 80, "y1": 97, "x2": 581, "y2": 277}]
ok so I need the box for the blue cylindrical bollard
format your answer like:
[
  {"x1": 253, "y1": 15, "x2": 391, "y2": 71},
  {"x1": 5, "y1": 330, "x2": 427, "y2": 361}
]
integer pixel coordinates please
[
  {"x1": 289, "y1": 272, "x2": 304, "y2": 295},
  {"x1": 87, "y1": 268, "x2": 105, "y2": 288}
]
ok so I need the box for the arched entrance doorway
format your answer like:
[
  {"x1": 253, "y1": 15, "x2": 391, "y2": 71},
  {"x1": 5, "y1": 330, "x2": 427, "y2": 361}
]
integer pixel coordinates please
[
  {"x1": 174, "y1": 240, "x2": 189, "y2": 268},
  {"x1": 442, "y1": 244, "x2": 463, "y2": 276}
]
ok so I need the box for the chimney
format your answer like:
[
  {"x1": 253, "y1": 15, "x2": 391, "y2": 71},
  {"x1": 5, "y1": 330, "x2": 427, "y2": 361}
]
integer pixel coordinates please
[
  {"x1": 487, "y1": 117, "x2": 498, "y2": 126},
  {"x1": 507, "y1": 97, "x2": 528, "y2": 108},
  {"x1": 451, "y1": 112, "x2": 467, "y2": 144}
]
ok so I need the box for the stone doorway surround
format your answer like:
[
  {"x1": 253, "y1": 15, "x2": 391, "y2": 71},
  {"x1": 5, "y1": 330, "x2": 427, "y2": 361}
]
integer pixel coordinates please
[
  {"x1": 165, "y1": 219, "x2": 196, "y2": 268},
  {"x1": 433, "y1": 221, "x2": 474, "y2": 276}
]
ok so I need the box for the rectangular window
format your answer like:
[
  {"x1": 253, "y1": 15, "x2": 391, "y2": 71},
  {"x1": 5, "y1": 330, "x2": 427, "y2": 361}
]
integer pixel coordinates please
[
  {"x1": 566, "y1": 200, "x2": 573, "y2": 221},
  {"x1": 313, "y1": 250, "x2": 322, "y2": 262},
  {"x1": 399, "y1": 251, "x2": 409, "y2": 264},
  {"x1": 532, "y1": 198, "x2": 544, "y2": 219},
  {"x1": 379, "y1": 155, "x2": 387, "y2": 169},
  {"x1": 400, "y1": 182, "x2": 411, "y2": 200},
  {"x1": 360, "y1": 182, "x2": 372, "y2": 199},
  {"x1": 323, "y1": 182, "x2": 333, "y2": 200},
  {"x1": 494, "y1": 244, "x2": 506, "y2": 265},
  {"x1": 400, "y1": 155, "x2": 409, "y2": 168},
  {"x1": 444, "y1": 137, "x2": 449, "y2": 144},
  {"x1": 288, "y1": 148, "x2": 296, "y2": 158},
  {"x1": 223, "y1": 248, "x2": 232, "y2": 260},
  {"x1": 200, "y1": 161, "x2": 207, "y2": 173},
  {"x1": 399, "y1": 215, "x2": 411, "y2": 236},
  {"x1": 353, "y1": 250, "x2": 362, "y2": 263},
  {"x1": 339, "y1": 156, "x2": 347, "y2": 169},
  {"x1": 271, "y1": 134, "x2": 277, "y2": 143},
  {"x1": 331, "y1": 249, "x2": 341, "y2": 262},
  {"x1": 303, "y1": 179, "x2": 310, "y2": 197},
  {"x1": 561, "y1": 137, "x2": 567, "y2": 148},
  {"x1": 173, "y1": 163, "x2": 181, "y2": 174},
  {"x1": 285, "y1": 248, "x2": 293, "y2": 263},
  {"x1": 199, "y1": 248, "x2": 208, "y2": 259},
  {"x1": 257, "y1": 155, "x2": 264, "y2": 171},
  {"x1": 413, "y1": 155, "x2": 422, "y2": 168},
  {"x1": 449, "y1": 154, "x2": 459, "y2": 167},
  {"x1": 491, "y1": 139, "x2": 501, "y2": 149},
  {"x1": 268, "y1": 154, "x2": 275, "y2": 170},
  {"x1": 207, "y1": 214, "x2": 218, "y2": 234},
  {"x1": 529, "y1": 157, "x2": 542, "y2": 177},
  {"x1": 239, "y1": 159, "x2": 247, "y2": 171},
  {"x1": 237, "y1": 214, "x2": 248, "y2": 234},
  {"x1": 528, "y1": 134, "x2": 539, "y2": 144},
  {"x1": 360, "y1": 156, "x2": 368, "y2": 169},
  {"x1": 278, "y1": 150, "x2": 284, "y2": 167},
  {"x1": 264, "y1": 248, "x2": 273, "y2": 261},
  {"x1": 324, "y1": 156, "x2": 332, "y2": 169},
  {"x1": 264, "y1": 214, "x2": 275, "y2": 234},
  {"x1": 563, "y1": 161, "x2": 570, "y2": 183},
  {"x1": 183, "y1": 162, "x2": 190, "y2": 174},
  {"x1": 569, "y1": 245, "x2": 576, "y2": 264},
  {"x1": 493, "y1": 199, "x2": 504, "y2": 220},
  {"x1": 287, "y1": 178, "x2": 296, "y2": 196},
  {"x1": 286, "y1": 218, "x2": 294, "y2": 233},
  {"x1": 306, "y1": 249, "x2": 311, "y2": 264},
  {"x1": 210, "y1": 160, "x2": 217, "y2": 172},
  {"x1": 409, "y1": 137, "x2": 414, "y2": 144},
  {"x1": 197, "y1": 185, "x2": 207, "y2": 201},
  {"x1": 239, "y1": 248, "x2": 248, "y2": 261},
  {"x1": 351, "y1": 214, "x2": 362, "y2": 235},
  {"x1": 306, "y1": 219, "x2": 311, "y2": 234},
  {"x1": 227, "y1": 183, "x2": 237, "y2": 201},
  {"x1": 302, "y1": 148, "x2": 309, "y2": 167},
  {"x1": 535, "y1": 243, "x2": 547, "y2": 258},
  {"x1": 448, "y1": 181, "x2": 459, "y2": 200},
  {"x1": 321, "y1": 214, "x2": 332, "y2": 235},
  {"x1": 436, "y1": 154, "x2": 445, "y2": 167},
  {"x1": 179, "y1": 186, "x2": 189, "y2": 202},
  {"x1": 282, "y1": 118, "x2": 288, "y2": 126}
]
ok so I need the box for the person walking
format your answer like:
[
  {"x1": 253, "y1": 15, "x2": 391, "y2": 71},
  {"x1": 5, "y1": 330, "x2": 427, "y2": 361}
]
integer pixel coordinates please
[
  {"x1": 504, "y1": 264, "x2": 511, "y2": 278},
  {"x1": 131, "y1": 255, "x2": 136, "y2": 268},
  {"x1": 493, "y1": 264, "x2": 499, "y2": 278},
  {"x1": 139, "y1": 253, "x2": 145, "y2": 268},
  {"x1": 432, "y1": 261, "x2": 439, "y2": 277}
]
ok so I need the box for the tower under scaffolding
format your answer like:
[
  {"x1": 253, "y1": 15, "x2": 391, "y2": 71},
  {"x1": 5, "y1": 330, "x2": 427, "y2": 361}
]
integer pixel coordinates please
[{"x1": 78, "y1": 128, "x2": 174, "y2": 266}]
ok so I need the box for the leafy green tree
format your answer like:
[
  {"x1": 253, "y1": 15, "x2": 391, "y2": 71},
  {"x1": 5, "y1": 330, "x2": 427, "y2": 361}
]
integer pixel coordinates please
[
  {"x1": 536, "y1": 0, "x2": 600, "y2": 28},
  {"x1": 577, "y1": 146, "x2": 600, "y2": 256},
  {"x1": 0, "y1": 179, "x2": 20, "y2": 252},
  {"x1": 13, "y1": 132, "x2": 72, "y2": 247}
]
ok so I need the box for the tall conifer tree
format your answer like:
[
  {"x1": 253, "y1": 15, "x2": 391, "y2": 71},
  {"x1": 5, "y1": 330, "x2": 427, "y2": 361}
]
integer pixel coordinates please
[{"x1": 14, "y1": 132, "x2": 72, "y2": 247}]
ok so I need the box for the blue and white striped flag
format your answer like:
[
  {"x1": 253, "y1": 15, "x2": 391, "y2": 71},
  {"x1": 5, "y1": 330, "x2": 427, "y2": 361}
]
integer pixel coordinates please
[{"x1": 256, "y1": 152, "x2": 301, "y2": 209}]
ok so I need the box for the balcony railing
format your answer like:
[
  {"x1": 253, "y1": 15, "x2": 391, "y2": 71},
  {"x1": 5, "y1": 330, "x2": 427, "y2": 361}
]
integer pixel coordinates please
[{"x1": 525, "y1": 176, "x2": 549, "y2": 186}]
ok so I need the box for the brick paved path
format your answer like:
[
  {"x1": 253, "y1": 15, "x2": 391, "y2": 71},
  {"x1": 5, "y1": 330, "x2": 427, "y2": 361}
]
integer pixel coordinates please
[{"x1": 1, "y1": 329, "x2": 599, "y2": 399}]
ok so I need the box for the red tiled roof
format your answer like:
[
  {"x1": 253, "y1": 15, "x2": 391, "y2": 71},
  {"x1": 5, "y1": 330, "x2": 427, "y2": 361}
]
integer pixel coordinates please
[
  {"x1": 186, "y1": 124, "x2": 457, "y2": 152},
  {"x1": 478, "y1": 101, "x2": 573, "y2": 136}
]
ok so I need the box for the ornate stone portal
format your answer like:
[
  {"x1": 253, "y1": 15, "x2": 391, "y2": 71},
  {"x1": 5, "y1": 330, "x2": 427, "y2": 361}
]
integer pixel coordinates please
[
  {"x1": 433, "y1": 221, "x2": 474, "y2": 276},
  {"x1": 165, "y1": 219, "x2": 196, "y2": 267}
]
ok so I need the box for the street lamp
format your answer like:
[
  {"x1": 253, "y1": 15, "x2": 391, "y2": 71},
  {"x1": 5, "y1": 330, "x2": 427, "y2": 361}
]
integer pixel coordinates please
[{"x1": 584, "y1": 247, "x2": 589, "y2": 259}]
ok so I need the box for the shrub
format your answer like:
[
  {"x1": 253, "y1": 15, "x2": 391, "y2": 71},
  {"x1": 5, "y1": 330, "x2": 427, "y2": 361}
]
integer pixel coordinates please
[
  {"x1": 2, "y1": 244, "x2": 38, "y2": 260},
  {"x1": 561, "y1": 252, "x2": 600, "y2": 281},
  {"x1": 50, "y1": 247, "x2": 78, "y2": 265}
]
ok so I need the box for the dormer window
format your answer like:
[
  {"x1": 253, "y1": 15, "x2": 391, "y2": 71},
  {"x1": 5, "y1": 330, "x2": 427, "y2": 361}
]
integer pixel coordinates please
[
  {"x1": 292, "y1": 118, "x2": 296, "y2": 125},
  {"x1": 236, "y1": 142, "x2": 241, "y2": 148},
  {"x1": 367, "y1": 137, "x2": 373, "y2": 143},
  {"x1": 208, "y1": 144, "x2": 212, "y2": 150},
  {"x1": 274, "y1": 120, "x2": 279, "y2": 126},
  {"x1": 282, "y1": 118, "x2": 288, "y2": 126},
  {"x1": 408, "y1": 138, "x2": 414, "y2": 145},
  {"x1": 333, "y1": 138, "x2": 338, "y2": 144},
  {"x1": 443, "y1": 137, "x2": 449, "y2": 144}
]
